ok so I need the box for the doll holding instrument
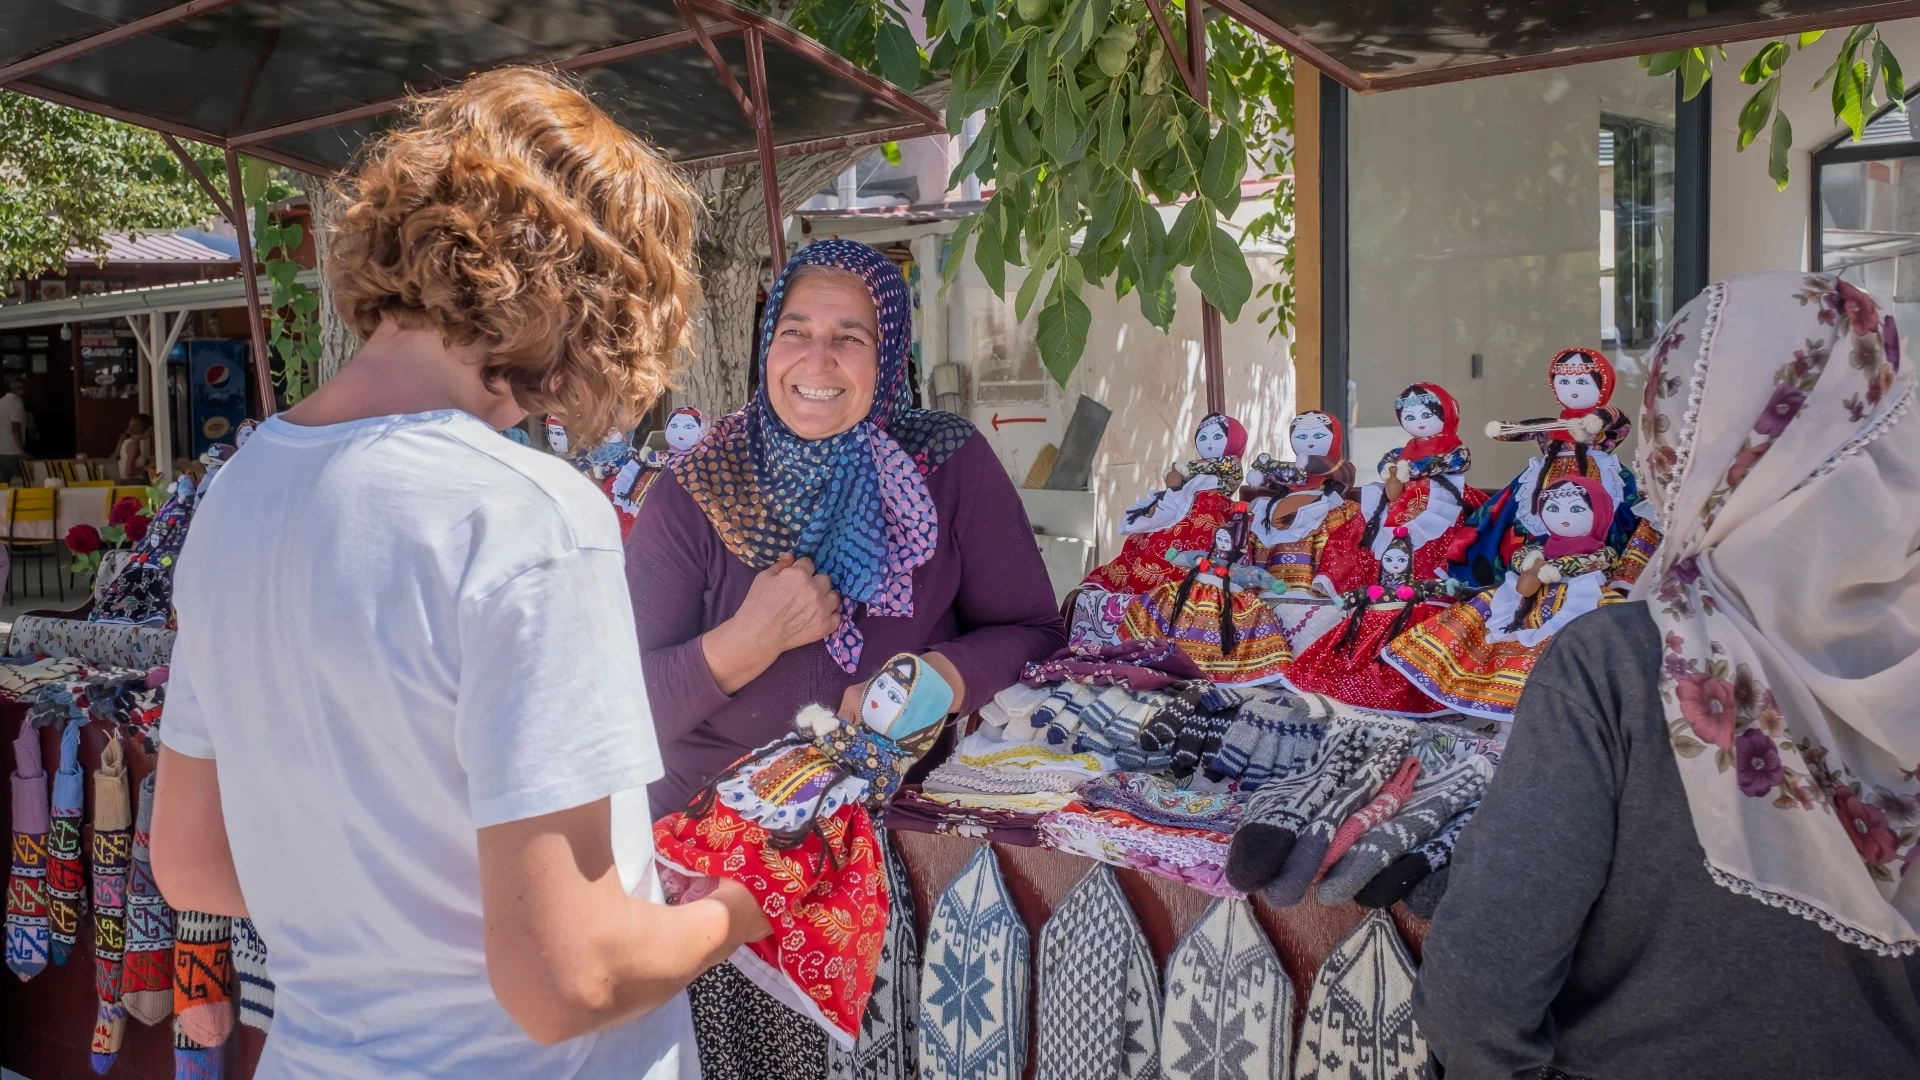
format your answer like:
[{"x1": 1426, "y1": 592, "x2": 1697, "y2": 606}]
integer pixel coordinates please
[{"x1": 1083, "y1": 413, "x2": 1248, "y2": 595}]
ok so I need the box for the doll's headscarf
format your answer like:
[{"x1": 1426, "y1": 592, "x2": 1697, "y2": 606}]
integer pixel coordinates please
[
  {"x1": 1291, "y1": 410, "x2": 1344, "y2": 461},
  {"x1": 1538, "y1": 475, "x2": 1613, "y2": 559},
  {"x1": 1549, "y1": 347, "x2": 1617, "y2": 418},
  {"x1": 1395, "y1": 383, "x2": 1462, "y2": 461},
  {"x1": 674, "y1": 241, "x2": 975, "y2": 672},
  {"x1": 1631, "y1": 271, "x2": 1918, "y2": 956},
  {"x1": 1199, "y1": 413, "x2": 1249, "y2": 458}
]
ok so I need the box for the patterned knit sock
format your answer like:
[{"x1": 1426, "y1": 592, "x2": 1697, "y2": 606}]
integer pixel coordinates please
[
  {"x1": 1169, "y1": 708, "x2": 1233, "y2": 779},
  {"x1": 1319, "y1": 757, "x2": 1490, "y2": 906},
  {"x1": 173, "y1": 1025, "x2": 225, "y2": 1080},
  {"x1": 173, "y1": 911, "x2": 234, "y2": 1048},
  {"x1": 1261, "y1": 730, "x2": 1415, "y2": 907},
  {"x1": 1403, "y1": 865, "x2": 1450, "y2": 919},
  {"x1": 46, "y1": 720, "x2": 87, "y2": 966},
  {"x1": 7, "y1": 719, "x2": 50, "y2": 980},
  {"x1": 1225, "y1": 721, "x2": 1374, "y2": 893},
  {"x1": 1353, "y1": 801, "x2": 1479, "y2": 910},
  {"x1": 90, "y1": 739, "x2": 132, "y2": 1074},
  {"x1": 231, "y1": 918, "x2": 273, "y2": 1032},
  {"x1": 124, "y1": 773, "x2": 176, "y2": 1025},
  {"x1": 1319, "y1": 755, "x2": 1423, "y2": 870}
]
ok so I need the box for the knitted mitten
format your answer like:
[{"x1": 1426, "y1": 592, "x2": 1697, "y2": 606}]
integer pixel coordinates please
[
  {"x1": 1225, "y1": 721, "x2": 1373, "y2": 893},
  {"x1": 1319, "y1": 755, "x2": 1423, "y2": 872},
  {"x1": 1262, "y1": 731, "x2": 1415, "y2": 907},
  {"x1": 231, "y1": 918, "x2": 273, "y2": 1032},
  {"x1": 124, "y1": 774, "x2": 177, "y2": 1025},
  {"x1": 90, "y1": 739, "x2": 133, "y2": 1074},
  {"x1": 7, "y1": 719, "x2": 50, "y2": 981},
  {"x1": 1319, "y1": 757, "x2": 1490, "y2": 906},
  {"x1": 174, "y1": 910, "x2": 234, "y2": 1048},
  {"x1": 1353, "y1": 801, "x2": 1480, "y2": 910},
  {"x1": 1403, "y1": 865, "x2": 1450, "y2": 920},
  {"x1": 46, "y1": 721, "x2": 87, "y2": 966}
]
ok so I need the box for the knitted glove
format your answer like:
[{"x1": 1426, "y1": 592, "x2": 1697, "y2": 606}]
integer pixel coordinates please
[
  {"x1": 1170, "y1": 709, "x2": 1234, "y2": 780},
  {"x1": 1225, "y1": 721, "x2": 1374, "y2": 893},
  {"x1": 1317, "y1": 756, "x2": 1490, "y2": 906},
  {"x1": 1262, "y1": 731, "x2": 1414, "y2": 907},
  {"x1": 1354, "y1": 801, "x2": 1480, "y2": 909}
]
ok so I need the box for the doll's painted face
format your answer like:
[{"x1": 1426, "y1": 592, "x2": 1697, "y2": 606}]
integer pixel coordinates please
[
  {"x1": 1554, "y1": 373, "x2": 1602, "y2": 410},
  {"x1": 861, "y1": 670, "x2": 910, "y2": 733},
  {"x1": 1195, "y1": 418, "x2": 1231, "y2": 459},
  {"x1": 545, "y1": 418, "x2": 569, "y2": 454},
  {"x1": 1290, "y1": 415, "x2": 1335, "y2": 460},
  {"x1": 1397, "y1": 393, "x2": 1445, "y2": 438},
  {"x1": 665, "y1": 411, "x2": 705, "y2": 452},
  {"x1": 1211, "y1": 527, "x2": 1235, "y2": 556},
  {"x1": 1380, "y1": 546, "x2": 1412, "y2": 578},
  {"x1": 234, "y1": 420, "x2": 257, "y2": 449},
  {"x1": 1542, "y1": 484, "x2": 1596, "y2": 538}
]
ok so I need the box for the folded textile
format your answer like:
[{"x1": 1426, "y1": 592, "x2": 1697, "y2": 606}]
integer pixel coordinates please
[
  {"x1": 0, "y1": 658, "x2": 87, "y2": 703},
  {"x1": 1021, "y1": 640, "x2": 1207, "y2": 693},
  {"x1": 950, "y1": 728, "x2": 1113, "y2": 785},
  {"x1": 1076, "y1": 772, "x2": 1247, "y2": 832},
  {"x1": 1041, "y1": 806, "x2": 1237, "y2": 897},
  {"x1": 917, "y1": 790, "x2": 1076, "y2": 813},
  {"x1": 885, "y1": 790, "x2": 1046, "y2": 847},
  {"x1": 921, "y1": 761, "x2": 1086, "y2": 797}
]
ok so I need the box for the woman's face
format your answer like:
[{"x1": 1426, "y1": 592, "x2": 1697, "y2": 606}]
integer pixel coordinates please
[
  {"x1": 765, "y1": 271, "x2": 880, "y2": 441},
  {"x1": 1381, "y1": 548, "x2": 1411, "y2": 577},
  {"x1": 861, "y1": 671, "x2": 909, "y2": 732},
  {"x1": 664, "y1": 413, "x2": 704, "y2": 452},
  {"x1": 1543, "y1": 486, "x2": 1596, "y2": 538},
  {"x1": 1398, "y1": 395, "x2": 1445, "y2": 438},
  {"x1": 1291, "y1": 416, "x2": 1334, "y2": 460},
  {"x1": 1195, "y1": 419, "x2": 1230, "y2": 459},
  {"x1": 1554, "y1": 372, "x2": 1601, "y2": 410}
]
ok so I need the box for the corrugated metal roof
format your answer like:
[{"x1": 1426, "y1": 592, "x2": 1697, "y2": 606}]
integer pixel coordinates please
[
  {"x1": 65, "y1": 231, "x2": 238, "y2": 265},
  {"x1": 0, "y1": 269, "x2": 317, "y2": 330}
]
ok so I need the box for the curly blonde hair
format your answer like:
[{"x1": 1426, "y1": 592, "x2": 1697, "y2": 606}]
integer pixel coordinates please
[{"x1": 326, "y1": 66, "x2": 700, "y2": 438}]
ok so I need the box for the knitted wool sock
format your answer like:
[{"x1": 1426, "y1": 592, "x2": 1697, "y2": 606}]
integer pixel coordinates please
[
  {"x1": 173, "y1": 911, "x2": 234, "y2": 1048},
  {"x1": 124, "y1": 774, "x2": 176, "y2": 1025},
  {"x1": 1225, "y1": 721, "x2": 1375, "y2": 893},
  {"x1": 1319, "y1": 757, "x2": 1490, "y2": 906},
  {"x1": 173, "y1": 1025, "x2": 224, "y2": 1080},
  {"x1": 1319, "y1": 754, "x2": 1423, "y2": 871},
  {"x1": 1262, "y1": 731, "x2": 1415, "y2": 907},
  {"x1": 7, "y1": 719, "x2": 50, "y2": 981},
  {"x1": 90, "y1": 739, "x2": 132, "y2": 1074},
  {"x1": 231, "y1": 918, "x2": 273, "y2": 1032},
  {"x1": 1353, "y1": 801, "x2": 1479, "y2": 910},
  {"x1": 46, "y1": 721, "x2": 87, "y2": 966},
  {"x1": 1403, "y1": 865, "x2": 1450, "y2": 919}
]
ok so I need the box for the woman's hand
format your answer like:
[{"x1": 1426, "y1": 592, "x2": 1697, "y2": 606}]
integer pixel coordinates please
[{"x1": 701, "y1": 554, "x2": 841, "y2": 694}]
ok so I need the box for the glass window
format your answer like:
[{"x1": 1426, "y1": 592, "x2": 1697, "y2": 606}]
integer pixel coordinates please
[{"x1": 1813, "y1": 101, "x2": 1920, "y2": 334}]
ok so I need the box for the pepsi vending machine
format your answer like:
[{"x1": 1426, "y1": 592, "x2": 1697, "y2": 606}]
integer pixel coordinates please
[{"x1": 187, "y1": 339, "x2": 250, "y2": 457}]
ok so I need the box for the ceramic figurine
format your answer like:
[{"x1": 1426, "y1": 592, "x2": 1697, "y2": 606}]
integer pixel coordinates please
[
  {"x1": 652, "y1": 654, "x2": 955, "y2": 1049},
  {"x1": 1385, "y1": 476, "x2": 1623, "y2": 721},
  {"x1": 1119, "y1": 508, "x2": 1291, "y2": 687}
]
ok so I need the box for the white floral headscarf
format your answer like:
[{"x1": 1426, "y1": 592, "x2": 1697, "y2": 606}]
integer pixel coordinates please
[{"x1": 1631, "y1": 271, "x2": 1920, "y2": 954}]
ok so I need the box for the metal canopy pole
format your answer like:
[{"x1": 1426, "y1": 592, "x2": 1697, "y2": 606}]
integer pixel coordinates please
[
  {"x1": 223, "y1": 148, "x2": 277, "y2": 418},
  {"x1": 1187, "y1": 0, "x2": 1225, "y2": 415},
  {"x1": 745, "y1": 28, "x2": 787, "y2": 268}
]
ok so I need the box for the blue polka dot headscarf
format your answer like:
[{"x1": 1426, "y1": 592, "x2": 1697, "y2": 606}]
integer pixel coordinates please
[{"x1": 674, "y1": 240, "x2": 974, "y2": 671}]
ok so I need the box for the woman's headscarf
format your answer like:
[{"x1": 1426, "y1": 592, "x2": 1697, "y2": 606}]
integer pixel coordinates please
[
  {"x1": 1548, "y1": 347, "x2": 1617, "y2": 418},
  {"x1": 674, "y1": 240, "x2": 974, "y2": 672},
  {"x1": 1631, "y1": 271, "x2": 1918, "y2": 955},
  {"x1": 1539, "y1": 475, "x2": 1612, "y2": 560},
  {"x1": 1396, "y1": 383, "x2": 1462, "y2": 460}
]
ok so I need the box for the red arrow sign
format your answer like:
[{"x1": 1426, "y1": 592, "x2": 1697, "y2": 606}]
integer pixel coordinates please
[{"x1": 991, "y1": 413, "x2": 1047, "y2": 431}]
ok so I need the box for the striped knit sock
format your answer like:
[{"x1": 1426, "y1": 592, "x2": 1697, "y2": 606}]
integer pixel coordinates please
[
  {"x1": 1225, "y1": 720, "x2": 1374, "y2": 893},
  {"x1": 174, "y1": 1025, "x2": 225, "y2": 1080},
  {"x1": 90, "y1": 739, "x2": 132, "y2": 1074},
  {"x1": 124, "y1": 774, "x2": 176, "y2": 1025},
  {"x1": 1319, "y1": 757, "x2": 1490, "y2": 906},
  {"x1": 173, "y1": 911, "x2": 234, "y2": 1048},
  {"x1": 231, "y1": 918, "x2": 273, "y2": 1032},
  {"x1": 46, "y1": 721, "x2": 87, "y2": 966},
  {"x1": 1353, "y1": 801, "x2": 1480, "y2": 910},
  {"x1": 1261, "y1": 730, "x2": 1415, "y2": 907},
  {"x1": 1319, "y1": 754, "x2": 1423, "y2": 870},
  {"x1": 7, "y1": 719, "x2": 49, "y2": 980}
]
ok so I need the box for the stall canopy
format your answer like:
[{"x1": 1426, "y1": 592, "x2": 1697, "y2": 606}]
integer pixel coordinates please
[{"x1": 1205, "y1": 0, "x2": 1920, "y2": 91}]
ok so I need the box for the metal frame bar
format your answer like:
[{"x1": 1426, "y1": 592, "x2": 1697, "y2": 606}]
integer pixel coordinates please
[
  {"x1": 1141, "y1": 0, "x2": 1201, "y2": 99},
  {"x1": 673, "y1": 0, "x2": 753, "y2": 117},
  {"x1": 1202, "y1": 0, "x2": 1920, "y2": 93},
  {"x1": 1674, "y1": 77, "x2": 1712, "y2": 306},
  {"x1": 224, "y1": 147, "x2": 276, "y2": 418},
  {"x1": 745, "y1": 27, "x2": 787, "y2": 268},
  {"x1": 161, "y1": 133, "x2": 235, "y2": 223},
  {"x1": 1319, "y1": 71, "x2": 1349, "y2": 432},
  {"x1": 1187, "y1": 0, "x2": 1223, "y2": 415},
  {"x1": 678, "y1": 123, "x2": 934, "y2": 171},
  {"x1": 0, "y1": 0, "x2": 252, "y2": 83}
]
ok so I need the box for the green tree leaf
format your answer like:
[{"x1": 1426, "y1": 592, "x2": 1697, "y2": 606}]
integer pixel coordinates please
[
  {"x1": 941, "y1": 214, "x2": 979, "y2": 293},
  {"x1": 1190, "y1": 224, "x2": 1252, "y2": 320},
  {"x1": 1769, "y1": 110, "x2": 1794, "y2": 191},
  {"x1": 1878, "y1": 38, "x2": 1906, "y2": 108},
  {"x1": 1036, "y1": 274, "x2": 1092, "y2": 384},
  {"x1": 1167, "y1": 195, "x2": 1208, "y2": 263},
  {"x1": 1199, "y1": 123, "x2": 1246, "y2": 205},
  {"x1": 1740, "y1": 40, "x2": 1789, "y2": 85},
  {"x1": 1799, "y1": 30, "x2": 1827, "y2": 48},
  {"x1": 875, "y1": 20, "x2": 922, "y2": 89},
  {"x1": 1736, "y1": 77, "x2": 1780, "y2": 151},
  {"x1": 974, "y1": 205, "x2": 1006, "y2": 295},
  {"x1": 1014, "y1": 256, "x2": 1050, "y2": 321}
]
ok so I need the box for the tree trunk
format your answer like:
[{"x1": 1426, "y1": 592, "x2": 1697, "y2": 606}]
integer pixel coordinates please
[{"x1": 293, "y1": 173, "x2": 360, "y2": 386}]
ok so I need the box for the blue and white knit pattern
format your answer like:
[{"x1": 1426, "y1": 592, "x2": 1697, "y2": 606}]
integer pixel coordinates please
[
  {"x1": 231, "y1": 917, "x2": 273, "y2": 1032},
  {"x1": 1295, "y1": 911, "x2": 1426, "y2": 1080},
  {"x1": 1035, "y1": 864, "x2": 1150, "y2": 1080},
  {"x1": 1161, "y1": 897, "x2": 1293, "y2": 1080},
  {"x1": 919, "y1": 846, "x2": 1029, "y2": 1080}
]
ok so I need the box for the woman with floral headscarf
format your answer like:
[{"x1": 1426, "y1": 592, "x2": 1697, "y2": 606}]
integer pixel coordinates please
[
  {"x1": 1417, "y1": 272, "x2": 1920, "y2": 1079},
  {"x1": 626, "y1": 240, "x2": 1064, "y2": 1078}
]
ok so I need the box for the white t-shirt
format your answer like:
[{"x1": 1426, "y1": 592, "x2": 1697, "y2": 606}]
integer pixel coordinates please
[
  {"x1": 161, "y1": 410, "x2": 694, "y2": 1080},
  {"x1": 0, "y1": 393, "x2": 26, "y2": 455}
]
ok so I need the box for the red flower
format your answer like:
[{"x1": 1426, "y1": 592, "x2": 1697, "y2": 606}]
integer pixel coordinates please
[
  {"x1": 1676, "y1": 672, "x2": 1738, "y2": 749},
  {"x1": 1834, "y1": 787, "x2": 1899, "y2": 867},
  {"x1": 108, "y1": 497, "x2": 142, "y2": 526},
  {"x1": 123, "y1": 514, "x2": 150, "y2": 544},
  {"x1": 65, "y1": 523, "x2": 101, "y2": 554}
]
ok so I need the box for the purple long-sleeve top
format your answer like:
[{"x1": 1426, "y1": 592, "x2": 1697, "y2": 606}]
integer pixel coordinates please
[{"x1": 627, "y1": 431, "x2": 1067, "y2": 815}]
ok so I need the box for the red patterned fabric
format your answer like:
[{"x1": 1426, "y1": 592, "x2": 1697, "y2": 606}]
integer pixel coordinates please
[
  {"x1": 1083, "y1": 489, "x2": 1235, "y2": 594},
  {"x1": 654, "y1": 803, "x2": 888, "y2": 1048}
]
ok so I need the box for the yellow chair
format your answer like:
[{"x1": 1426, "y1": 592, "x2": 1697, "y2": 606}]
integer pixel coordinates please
[
  {"x1": 111, "y1": 485, "x2": 152, "y2": 510},
  {"x1": 71, "y1": 478, "x2": 114, "y2": 488},
  {"x1": 5, "y1": 486, "x2": 63, "y2": 602}
]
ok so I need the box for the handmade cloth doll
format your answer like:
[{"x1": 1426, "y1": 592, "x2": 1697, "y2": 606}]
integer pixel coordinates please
[
  {"x1": 653, "y1": 654, "x2": 954, "y2": 1049},
  {"x1": 646, "y1": 406, "x2": 709, "y2": 466},
  {"x1": 1385, "y1": 475, "x2": 1623, "y2": 721},
  {"x1": 94, "y1": 474, "x2": 201, "y2": 626},
  {"x1": 572, "y1": 429, "x2": 650, "y2": 540},
  {"x1": 1246, "y1": 411, "x2": 1363, "y2": 653},
  {"x1": 1119, "y1": 509, "x2": 1291, "y2": 686},
  {"x1": 543, "y1": 415, "x2": 570, "y2": 456},
  {"x1": 1453, "y1": 348, "x2": 1640, "y2": 586},
  {"x1": 1082, "y1": 414, "x2": 1247, "y2": 595},
  {"x1": 1282, "y1": 529, "x2": 1460, "y2": 717}
]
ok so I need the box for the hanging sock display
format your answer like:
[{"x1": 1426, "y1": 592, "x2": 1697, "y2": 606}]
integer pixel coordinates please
[
  {"x1": 89, "y1": 738, "x2": 133, "y2": 1074},
  {"x1": 231, "y1": 918, "x2": 274, "y2": 1032},
  {"x1": 173, "y1": 909, "x2": 235, "y2": 1080},
  {"x1": 1159, "y1": 897, "x2": 1292, "y2": 1080},
  {"x1": 918, "y1": 846, "x2": 1029, "y2": 1080},
  {"x1": 124, "y1": 773, "x2": 176, "y2": 1025},
  {"x1": 46, "y1": 720, "x2": 87, "y2": 966},
  {"x1": 1295, "y1": 911, "x2": 1427, "y2": 1080},
  {"x1": 7, "y1": 719, "x2": 50, "y2": 980}
]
